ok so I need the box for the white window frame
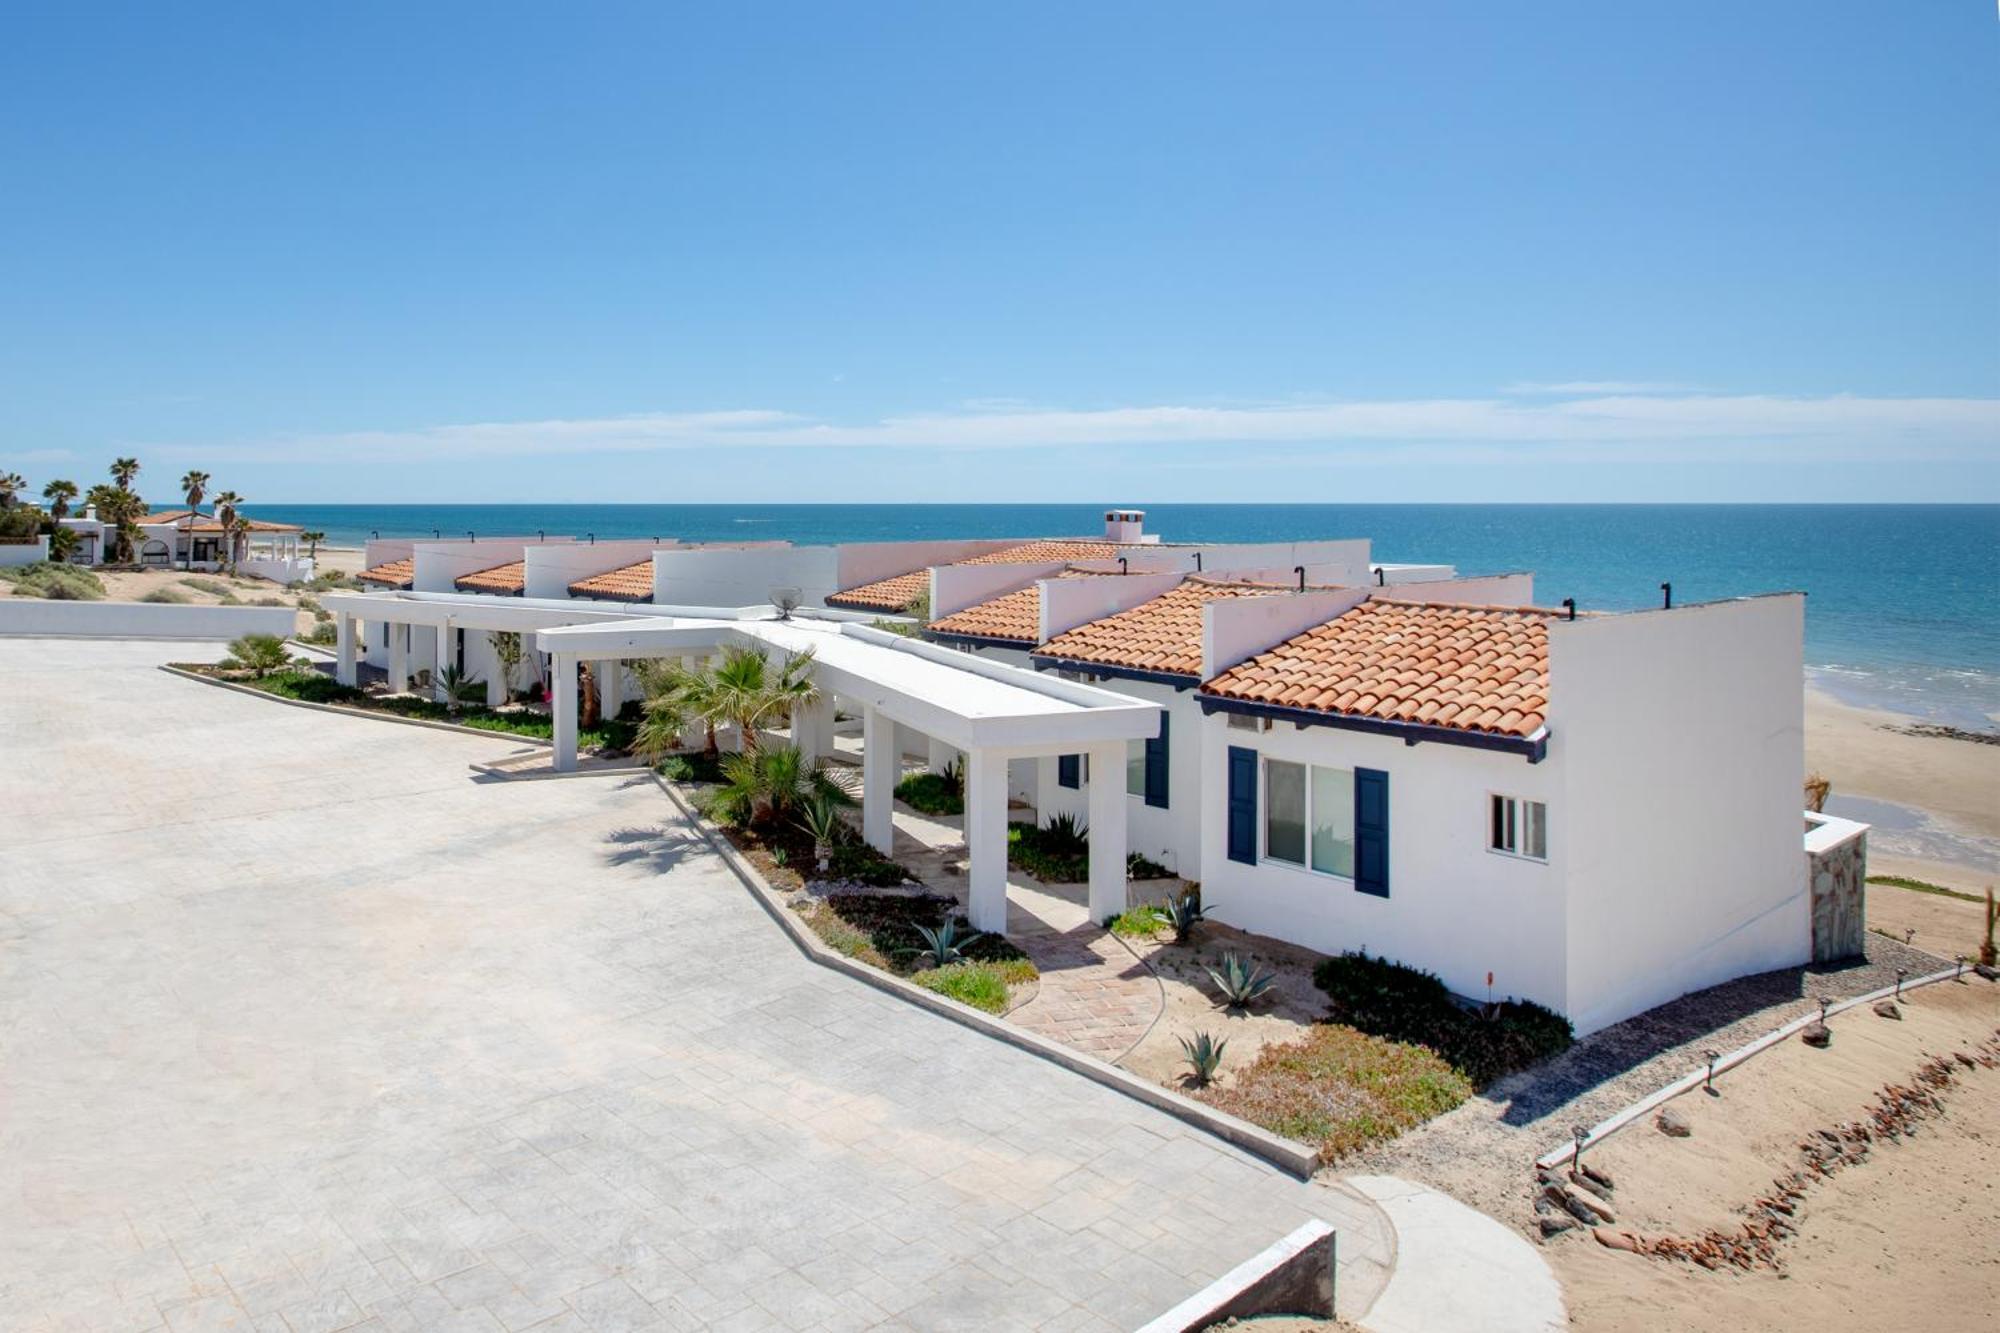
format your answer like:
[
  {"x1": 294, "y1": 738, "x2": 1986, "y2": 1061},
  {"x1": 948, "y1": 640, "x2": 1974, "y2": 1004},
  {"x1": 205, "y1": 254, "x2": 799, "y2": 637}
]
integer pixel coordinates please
[
  {"x1": 1262, "y1": 756, "x2": 1358, "y2": 881},
  {"x1": 1488, "y1": 793, "x2": 1549, "y2": 863}
]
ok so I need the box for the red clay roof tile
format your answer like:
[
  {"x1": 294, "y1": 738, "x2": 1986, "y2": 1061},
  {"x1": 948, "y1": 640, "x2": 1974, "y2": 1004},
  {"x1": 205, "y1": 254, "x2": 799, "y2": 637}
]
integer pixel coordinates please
[
  {"x1": 454, "y1": 560, "x2": 526, "y2": 594},
  {"x1": 356, "y1": 557, "x2": 414, "y2": 588},
  {"x1": 825, "y1": 539, "x2": 1121, "y2": 612},
  {"x1": 1036, "y1": 576, "x2": 1297, "y2": 677},
  {"x1": 568, "y1": 558, "x2": 655, "y2": 602}
]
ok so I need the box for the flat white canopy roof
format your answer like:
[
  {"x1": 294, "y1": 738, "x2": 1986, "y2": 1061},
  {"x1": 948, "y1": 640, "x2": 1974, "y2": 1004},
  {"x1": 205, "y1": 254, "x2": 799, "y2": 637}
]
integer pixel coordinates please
[{"x1": 325, "y1": 590, "x2": 1161, "y2": 753}]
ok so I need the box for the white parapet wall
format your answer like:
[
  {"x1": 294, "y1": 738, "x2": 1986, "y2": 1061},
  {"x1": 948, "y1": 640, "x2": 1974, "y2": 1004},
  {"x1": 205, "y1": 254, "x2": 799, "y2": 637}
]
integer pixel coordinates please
[
  {"x1": 0, "y1": 538, "x2": 51, "y2": 568},
  {"x1": 0, "y1": 600, "x2": 299, "y2": 639}
]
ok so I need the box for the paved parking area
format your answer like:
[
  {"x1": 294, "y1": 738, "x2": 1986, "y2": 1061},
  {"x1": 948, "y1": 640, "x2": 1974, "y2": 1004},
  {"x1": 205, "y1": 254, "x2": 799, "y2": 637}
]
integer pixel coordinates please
[{"x1": 0, "y1": 640, "x2": 1380, "y2": 1332}]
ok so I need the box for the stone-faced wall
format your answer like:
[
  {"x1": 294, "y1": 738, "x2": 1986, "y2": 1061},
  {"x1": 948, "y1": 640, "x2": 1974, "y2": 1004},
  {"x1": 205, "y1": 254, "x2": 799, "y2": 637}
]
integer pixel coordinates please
[{"x1": 1808, "y1": 823, "x2": 1868, "y2": 963}]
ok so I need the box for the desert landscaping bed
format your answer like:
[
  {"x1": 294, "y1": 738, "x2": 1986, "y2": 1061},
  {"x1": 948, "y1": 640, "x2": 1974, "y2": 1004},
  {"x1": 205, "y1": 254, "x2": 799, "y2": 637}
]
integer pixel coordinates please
[{"x1": 0, "y1": 559, "x2": 355, "y2": 639}]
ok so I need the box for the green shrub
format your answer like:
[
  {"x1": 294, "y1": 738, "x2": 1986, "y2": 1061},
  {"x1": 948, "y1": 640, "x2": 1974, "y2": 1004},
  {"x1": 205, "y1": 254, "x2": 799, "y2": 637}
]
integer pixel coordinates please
[
  {"x1": 179, "y1": 576, "x2": 230, "y2": 595},
  {"x1": 1127, "y1": 852, "x2": 1173, "y2": 879},
  {"x1": 1008, "y1": 820, "x2": 1088, "y2": 882},
  {"x1": 893, "y1": 771, "x2": 964, "y2": 816},
  {"x1": 1200, "y1": 1023, "x2": 1472, "y2": 1160},
  {"x1": 223, "y1": 632, "x2": 292, "y2": 676},
  {"x1": 296, "y1": 620, "x2": 337, "y2": 646},
  {"x1": 252, "y1": 670, "x2": 364, "y2": 704},
  {"x1": 0, "y1": 561, "x2": 105, "y2": 600},
  {"x1": 912, "y1": 962, "x2": 1011, "y2": 1014},
  {"x1": 1312, "y1": 951, "x2": 1573, "y2": 1088},
  {"x1": 140, "y1": 586, "x2": 191, "y2": 604},
  {"x1": 1108, "y1": 904, "x2": 1168, "y2": 938},
  {"x1": 827, "y1": 841, "x2": 913, "y2": 886},
  {"x1": 250, "y1": 596, "x2": 288, "y2": 608}
]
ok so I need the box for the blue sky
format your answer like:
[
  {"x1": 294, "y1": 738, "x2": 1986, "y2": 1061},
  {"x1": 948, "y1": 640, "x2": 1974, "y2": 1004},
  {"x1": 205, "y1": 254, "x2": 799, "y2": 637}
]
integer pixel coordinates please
[{"x1": 2, "y1": 1, "x2": 1994, "y2": 504}]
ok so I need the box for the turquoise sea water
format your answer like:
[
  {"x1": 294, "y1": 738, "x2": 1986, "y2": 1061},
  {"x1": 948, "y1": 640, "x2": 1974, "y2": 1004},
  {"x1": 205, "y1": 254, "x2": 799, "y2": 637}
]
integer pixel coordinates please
[{"x1": 238, "y1": 503, "x2": 2000, "y2": 728}]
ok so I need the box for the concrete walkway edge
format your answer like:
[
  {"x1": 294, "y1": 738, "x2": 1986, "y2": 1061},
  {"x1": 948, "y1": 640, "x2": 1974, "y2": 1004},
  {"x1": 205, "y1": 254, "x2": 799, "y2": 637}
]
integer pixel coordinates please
[
  {"x1": 650, "y1": 774, "x2": 1327, "y2": 1178},
  {"x1": 1344, "y1": 1175, "x2": 1567, "y2": 1333}
]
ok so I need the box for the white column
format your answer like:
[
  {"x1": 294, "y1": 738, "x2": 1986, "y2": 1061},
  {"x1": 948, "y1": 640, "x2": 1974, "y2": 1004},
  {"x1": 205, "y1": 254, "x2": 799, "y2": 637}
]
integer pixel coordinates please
[
  {"x1": 598, "y1": 660, "x2": 622, "y2": 718},
  {"x1": 334, "y1": 612, "x2": 356, "y2": 686},
  {"x1": 861, "y1": 706, "x2": 897, "y2": 855},
  {"x1": 387, "y1": 622, "x2": 408, "y2": 693},
  {"x1": 1086, "y1": 740, "x2": 1128, "y2": 923},
  {"x1": 552, "y1": 654, "x2": 578, "y2": 772},
  {"x1": 793, "y1": 698, "x2": 826, "y2": 764},
  {"x1": 965, "y1": 748, "x2": 1010, "y2": 934},
  {"x1": 486, "y1": 656, "x2": 507, "y2": 707},
  {"x1": 433, "y1": 622, "x2": 453, "y2": 702},
  {"x1": 927, "y1": 735, "x2": 957, "y2": 775}
]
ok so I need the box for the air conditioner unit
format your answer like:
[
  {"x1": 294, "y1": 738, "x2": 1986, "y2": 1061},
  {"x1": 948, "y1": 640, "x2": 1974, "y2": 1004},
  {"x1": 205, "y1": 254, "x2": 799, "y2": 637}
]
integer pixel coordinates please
[{"x1": 1225, "y1": 712, "x2": 1272, "y2": 732}]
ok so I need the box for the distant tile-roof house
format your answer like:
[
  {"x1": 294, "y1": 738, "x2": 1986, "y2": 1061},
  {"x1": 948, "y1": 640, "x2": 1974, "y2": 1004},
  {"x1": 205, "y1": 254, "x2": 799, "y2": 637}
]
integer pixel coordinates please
[
  {"x1": 826, "y1": 539, "x2": 1120, "y2": 612},
  {"x1": 567, "y1": 558, "x2": 655, "y2": 602}
]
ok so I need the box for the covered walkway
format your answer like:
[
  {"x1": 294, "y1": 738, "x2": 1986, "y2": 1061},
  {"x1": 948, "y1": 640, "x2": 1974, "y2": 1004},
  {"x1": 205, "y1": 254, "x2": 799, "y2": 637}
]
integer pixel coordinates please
[{"x1": 321, "y1": 590, "x2": 1163, "y2": 932}]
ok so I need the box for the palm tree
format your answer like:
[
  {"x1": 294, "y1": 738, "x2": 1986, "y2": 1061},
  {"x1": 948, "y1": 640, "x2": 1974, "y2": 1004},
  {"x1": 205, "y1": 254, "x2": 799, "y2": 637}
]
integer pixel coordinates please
[
  {"x1": 228, "y1": 515, "x2": 251, "y2": 572},
  {"x1": 0, "y1": 471, "x2": 24, "y2": 509},
  {"x1": 706, "y1": 645, "x2": 820, "y2": 756},
  {"x1": 212, "y1": 490, "x2": 243, "y2": 568},
  {"x1": 301, "y1": 530, "x2": 326, "y2": 559},
  {"x1": 178, "y1": 470, "x2": 210, "y2": 571},
  {"x1": 41, "y1": 478, "x2": 77, "y2": 522},
  {"x1": 109, "y1": 457, "x2": 140, "y2": 491},
  {"x1": 86, "y1": 483, "x2": 146, "y2": 563},
  {"x1": 633, "y1": 657, "x2": 726, "y2": 759}
]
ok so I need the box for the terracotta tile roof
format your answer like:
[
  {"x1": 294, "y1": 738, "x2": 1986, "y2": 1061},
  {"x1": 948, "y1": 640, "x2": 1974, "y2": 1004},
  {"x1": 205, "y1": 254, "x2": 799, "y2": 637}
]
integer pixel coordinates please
[
  {"x1": 454, "y1": 560, "x2": 526, "y2": 594},
  {"x1": 143, "y1": 509, "x2": 302, "y2": 533},
  {"x1": 568, "y1": 558, "x2": 655, "y2": 602},
  {"x1": 356, "y1": 557, "x2": 414, "y2": 588},
  {"x1": 825, "y1": 539, "x2": 1121, "y2": 612},
  {"x1": 926, "y1": 569, "x2": 1103, "y2": 643},
  {"x1": 1037, "y1": 576, "x2": 1295, "y2": 678},
  {"x1": 1200, "y1": 599, "x2": 1557, "y2": 737}
]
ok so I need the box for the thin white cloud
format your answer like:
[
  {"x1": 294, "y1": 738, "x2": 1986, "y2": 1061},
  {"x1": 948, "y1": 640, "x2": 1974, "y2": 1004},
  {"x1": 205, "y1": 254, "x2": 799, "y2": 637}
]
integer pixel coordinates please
[
  {"x1": 1504, "y1": 380, "x2": 1702, "y2": 395},
  {"x1": 150, "y1": 393, "x2": 2000, "y2": 465}
]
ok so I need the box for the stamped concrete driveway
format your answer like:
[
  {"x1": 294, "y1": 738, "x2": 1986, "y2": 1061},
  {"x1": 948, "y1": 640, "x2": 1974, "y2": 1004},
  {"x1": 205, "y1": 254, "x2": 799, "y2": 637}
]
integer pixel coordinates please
[{"x1": 0, "y1": 640, "x2": 1379, "y2": 1333}]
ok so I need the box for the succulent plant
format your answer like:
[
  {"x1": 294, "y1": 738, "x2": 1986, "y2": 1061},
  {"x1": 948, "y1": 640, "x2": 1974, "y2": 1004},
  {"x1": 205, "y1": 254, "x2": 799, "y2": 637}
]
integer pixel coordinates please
[
  {"x1": 1178, "y1": 1031, "x2": 1227, "y2": 1086},
  {"x1": 903, "y1": 918, "x2": 985, "y2": 969},
  {"x1": 1161, "y1": 889, "x2": 1205, "y2": 944},
  {"x1": 1206, "y1": 952, "x2": 1278, "y2": 1008}
]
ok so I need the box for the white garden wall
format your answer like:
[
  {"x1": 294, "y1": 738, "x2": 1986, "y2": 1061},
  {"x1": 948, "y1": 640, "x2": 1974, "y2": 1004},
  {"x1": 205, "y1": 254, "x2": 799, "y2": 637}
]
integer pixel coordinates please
[
  {"x1": 0, "y1": 538, "x2": 51, "y2": 567},
  {"x1": 0, "y1": 600, "x2": 297, "y2": 639}
]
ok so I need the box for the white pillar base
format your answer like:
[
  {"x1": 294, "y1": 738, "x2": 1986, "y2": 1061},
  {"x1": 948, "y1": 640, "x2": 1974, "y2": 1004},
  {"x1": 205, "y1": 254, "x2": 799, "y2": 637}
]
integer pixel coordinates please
[
  {"x1": 965, "y1": 748, "x2": 1009, "y2": 934},
  {"x1": 598, "y1": 660, "x2": 622, "y2": 718},
  {"x1": 433, "y1": 623, "x2": 453, "y2": 703},
  {"x1": 861, "y1": 706, "x2": 897, "y2": 856},
  {"x1": 1086, "y1": 740, "x2": 1129, "y2": 924},
  {"x1": 386, "y1": 622, "x2": 408, "y2": 693}
]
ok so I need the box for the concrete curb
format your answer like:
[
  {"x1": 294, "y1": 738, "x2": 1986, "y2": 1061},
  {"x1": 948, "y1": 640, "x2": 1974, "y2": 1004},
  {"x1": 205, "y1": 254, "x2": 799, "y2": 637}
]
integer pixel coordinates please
[
  {"x1": 1536, "y1": 962, "x2": 1973, "y2": 1170},
  {"x1": 1346, "y1": 1176, "x2": 1566, "y2": 1333},
  {"x1": 648, "y1": 775, "x2": 1324, "y2": 1178},
  {"x1": 160, "y1": 663, "x2": 562, "y2": 748},
  {"x1": 1134, "y1": 1220, "x2": 1336, "y2": 1332}
]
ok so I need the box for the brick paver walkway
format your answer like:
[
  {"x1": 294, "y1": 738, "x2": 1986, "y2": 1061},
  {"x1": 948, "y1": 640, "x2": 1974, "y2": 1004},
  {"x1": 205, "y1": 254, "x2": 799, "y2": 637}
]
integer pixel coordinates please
[{"x1": 1004, "y1": 925, "x2": 1163, "y2": 1061}]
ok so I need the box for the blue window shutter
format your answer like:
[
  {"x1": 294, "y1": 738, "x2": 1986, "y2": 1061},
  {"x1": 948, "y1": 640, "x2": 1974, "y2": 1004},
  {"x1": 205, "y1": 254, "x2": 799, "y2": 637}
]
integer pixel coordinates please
[
  {"x1": 1354, "y1": 767, "x2": 1390, "y2": 897},
  {"x1": 1226, "y1": 745, "x2": 1257, "y2": 864},
  {"x1": 1144, "y1": 712, "x2": 1170, "y2": 809},
  {"x1": 1057, "y1": 754, "x2": 1080, "y2": 789}
]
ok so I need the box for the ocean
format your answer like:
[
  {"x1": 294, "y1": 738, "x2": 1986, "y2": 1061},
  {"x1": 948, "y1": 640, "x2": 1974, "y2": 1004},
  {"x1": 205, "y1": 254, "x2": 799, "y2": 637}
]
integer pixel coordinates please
[{"x1": 241, "y1": 503, "x2": 2000, "y2": 728}]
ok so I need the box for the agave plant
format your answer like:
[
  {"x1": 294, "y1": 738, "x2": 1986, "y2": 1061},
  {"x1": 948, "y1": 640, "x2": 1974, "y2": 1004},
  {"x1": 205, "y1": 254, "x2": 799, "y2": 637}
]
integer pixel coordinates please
[
  {"x1": 902, "y1": 918, "x2": 984, "y2": 969},
  {"x1": 1041, "y1": 810, "x2": 1088, "y2": 856},
  {"x1": 1161, "y1": 889, "x2": 1205, "y2": 945},
  {"x1": 437, "y1": 663, "x2": 483, "y2": 714},
  {"x1": 795, "y1": 790, "x2": 850, "y2": 872},
  {"x1": 1178, "y1": 1031, "x2": 1227, "y2": 1086},
  {"x1": 1206, "y1": 952, "x2": 1278, "y2": 1008}
]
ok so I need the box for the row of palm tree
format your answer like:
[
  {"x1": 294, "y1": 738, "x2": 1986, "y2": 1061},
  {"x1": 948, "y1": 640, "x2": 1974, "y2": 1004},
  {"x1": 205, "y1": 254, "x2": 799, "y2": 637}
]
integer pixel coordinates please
[{"x1": 0, "y1": 456, "x2": 279, "y2": 569}]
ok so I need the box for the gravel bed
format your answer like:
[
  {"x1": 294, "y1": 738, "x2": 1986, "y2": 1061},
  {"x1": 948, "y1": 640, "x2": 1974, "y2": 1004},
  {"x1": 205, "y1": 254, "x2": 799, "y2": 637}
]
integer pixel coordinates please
[{"x1": 1341, "y1": 933, "x2": 1950, "y2": 1234}]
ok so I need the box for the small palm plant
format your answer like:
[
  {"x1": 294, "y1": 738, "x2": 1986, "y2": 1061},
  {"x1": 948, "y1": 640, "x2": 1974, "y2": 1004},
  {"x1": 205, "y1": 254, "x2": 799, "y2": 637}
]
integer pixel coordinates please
[
  {"x1": 1206, "y1": 952, "x2": 1278, "y2": 1009},
  {"x1": 903, "y1": 919, "x2": 984, "y2": 970},
  {"x1": 1178, "y1": 1031, "x2": 1227, "y2": 1086},
  {"x1": 711, "y1": 745, "x2": 855, "y2": 828},
  {"x1": 1161, "y1": 889, "x2": 1205, "y2": 944},
  {"x1": 225, "y1": 632, "x2": 291, "y2": 677},
  {"x1": 437, "y1": 663, "x2": 482, "y2": 714}
]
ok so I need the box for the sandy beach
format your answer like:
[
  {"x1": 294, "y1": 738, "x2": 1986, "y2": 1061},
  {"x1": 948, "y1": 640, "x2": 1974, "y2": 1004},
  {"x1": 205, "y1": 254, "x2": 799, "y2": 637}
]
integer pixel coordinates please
[{"x1": 1806, "y1": 686, "x2": 2000, "y2": 892}]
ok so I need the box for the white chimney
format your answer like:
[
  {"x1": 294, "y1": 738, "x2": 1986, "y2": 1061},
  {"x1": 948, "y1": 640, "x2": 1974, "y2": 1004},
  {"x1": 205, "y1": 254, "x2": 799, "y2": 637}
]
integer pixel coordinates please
[{"x1": 1102, "y1": 507, "x2": 1148, "y2": 543}]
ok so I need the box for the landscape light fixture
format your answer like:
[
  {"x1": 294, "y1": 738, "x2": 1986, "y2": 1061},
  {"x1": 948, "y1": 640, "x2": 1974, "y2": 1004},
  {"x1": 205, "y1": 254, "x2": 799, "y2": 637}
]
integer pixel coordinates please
[
  {"x1": 1703, "y1": 1050, "x2": 1719, "y2": 1093},
  {"x1": 1818, "y1": 997, "x2": 1832, "y2": 1024},
  {"x1": 1895, "y1": 968, "x2": 1907, "y2": 999},
  {"x1": 1571, "y1": 1124, "x2": 1588, "y2": 1167}
]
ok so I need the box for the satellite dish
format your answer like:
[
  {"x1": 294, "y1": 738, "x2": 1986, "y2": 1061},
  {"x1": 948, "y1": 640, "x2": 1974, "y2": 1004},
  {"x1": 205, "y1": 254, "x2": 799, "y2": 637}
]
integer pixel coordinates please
[{"x1": 769, "y1": 586, "x2": 802, "y2": 620}]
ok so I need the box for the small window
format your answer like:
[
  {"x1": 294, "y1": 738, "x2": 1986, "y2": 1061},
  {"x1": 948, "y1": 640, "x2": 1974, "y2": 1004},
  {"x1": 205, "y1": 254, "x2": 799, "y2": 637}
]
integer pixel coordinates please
[
  {"x1": 1490, "y1": 795, "x2": 1548, "y2": 861},
  {"x1": 1264, "y1": 759, "x2": 1307, "y2": 865}
]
